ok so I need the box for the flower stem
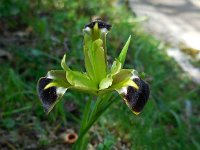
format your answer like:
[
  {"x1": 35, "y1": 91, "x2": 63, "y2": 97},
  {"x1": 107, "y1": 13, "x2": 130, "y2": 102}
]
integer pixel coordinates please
[{"x1": 73, "y1": 93, "x2": 116, "y2": 150}]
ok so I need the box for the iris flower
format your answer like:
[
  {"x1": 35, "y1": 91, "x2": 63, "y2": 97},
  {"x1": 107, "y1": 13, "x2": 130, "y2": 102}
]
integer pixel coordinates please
[{"x1": 37, "y1": 20, "x2": 150, "y2": 115}]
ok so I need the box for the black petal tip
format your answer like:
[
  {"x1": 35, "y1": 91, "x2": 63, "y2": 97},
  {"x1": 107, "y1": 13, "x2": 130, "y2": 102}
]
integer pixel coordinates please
[
  {"x1": 85, "y1": 20, "x2": 112, "y2": 30},
  {"x1": 124, "y1": 78, "x2": 150, "y2": 113},
  {"x1": 37, "y1": 77, "x2": 58, "y2": 113}
]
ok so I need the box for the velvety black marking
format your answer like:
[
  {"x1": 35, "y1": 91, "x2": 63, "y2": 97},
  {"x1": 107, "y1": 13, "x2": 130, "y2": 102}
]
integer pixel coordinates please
[
  {"x1": 85, "y1": 20, "x2": 112, "y2": 30},
  {"x1": 37, "y1": 77, "x2": 58, "y2": 113},
  {"x1": 125, "y1": 78, "x2": 150, "y2": 113}
]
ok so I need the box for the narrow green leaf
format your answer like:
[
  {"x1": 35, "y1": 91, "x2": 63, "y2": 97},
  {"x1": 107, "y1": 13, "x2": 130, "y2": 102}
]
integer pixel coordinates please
[
  {"x1": 74, "y1": 98, "x2": 92, "y2": 150},
  {"x1": 75, "y1": 94, "x2": 115, "y2": 150},
  {"x1": 90, "y1": 94, "x2": 113, "y2": 119},
  {"x1": 79, "y1": 135, "x2": 89, "y2": 150},
  {"x1": 81, "y1": 98, "x2": 92, "y2": 131},
  {"x1": 118, "y1": 35, "x2": 131, "y2": 66},
  {"x1": 61, "y1": 54, "x2": 70, "y2": 71}
]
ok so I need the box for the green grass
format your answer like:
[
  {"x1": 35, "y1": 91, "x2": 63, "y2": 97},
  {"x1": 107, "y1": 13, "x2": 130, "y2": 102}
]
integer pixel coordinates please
[{"x1": 0, "y1": 0, "x2": 200, "y2": 149}]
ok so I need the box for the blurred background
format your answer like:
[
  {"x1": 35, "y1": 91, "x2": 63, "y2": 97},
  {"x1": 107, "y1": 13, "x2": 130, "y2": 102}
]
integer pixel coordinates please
[{"x1": 0, "y1": 0, "x2": 199, "y2": 149}]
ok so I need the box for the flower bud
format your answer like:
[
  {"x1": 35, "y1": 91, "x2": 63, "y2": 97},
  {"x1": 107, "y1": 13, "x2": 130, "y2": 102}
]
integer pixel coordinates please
[{"x1": 83, "y1": 20, "x2": 111, "y2": 47}]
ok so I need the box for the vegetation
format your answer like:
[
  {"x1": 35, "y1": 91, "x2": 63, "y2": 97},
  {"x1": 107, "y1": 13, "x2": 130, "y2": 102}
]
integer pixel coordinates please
[{"x1": 0, "y1": 0, "x2": 199, "y2": 149}]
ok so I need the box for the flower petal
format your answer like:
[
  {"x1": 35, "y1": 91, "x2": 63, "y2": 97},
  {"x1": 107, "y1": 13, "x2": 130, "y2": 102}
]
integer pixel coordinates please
[
  {"x1": 99, "y1": 76, "x2": 113, "y2": 90},
  {"x1": 85, "y1": 20, "x2": 112, "y2": 31},
  {"x1": 112, "y1": 69, "x2": 133, "y2": 86},
  {"x1": 117, "y1": 77, "x2": 150, "y2": 115},
  {"x1": 66, "y1": 70, "x2": 98, "y2": 91},
  {"x1": 89, "y1": 39, "x2": 107, "y2": 83},
  {"x1": 37, "y1": 77, "x2": 67, "y2": 114},
  {"x1": 110, "y1": 59, "x2": 122, "y2": 76},
  {"x1": 98, "y1": 69, "x2": 137, "y2": 95}
]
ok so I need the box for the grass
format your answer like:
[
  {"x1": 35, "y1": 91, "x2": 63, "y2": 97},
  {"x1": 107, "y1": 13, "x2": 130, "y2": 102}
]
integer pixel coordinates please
[{"x1": 0, "y1": 0, "x2": 200, "y2": 149}]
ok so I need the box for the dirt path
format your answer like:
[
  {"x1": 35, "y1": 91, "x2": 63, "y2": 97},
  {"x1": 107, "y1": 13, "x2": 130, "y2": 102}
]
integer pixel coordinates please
[
  {"x1": 129, "y1": 0, "x2": 200, "y2": 83},
  {"x1": 129, "y1": 0, "x2": 200, "y2": 49}
]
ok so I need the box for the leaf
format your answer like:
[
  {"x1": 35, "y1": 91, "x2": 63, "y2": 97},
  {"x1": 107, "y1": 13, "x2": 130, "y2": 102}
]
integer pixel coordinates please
[
  {"x1": 81, "y1": 98, "x2": 92, "y2": 130},
  {"x1": 99, "y1": 76, "x2": 113, "y2": 90},
  {"x1": 74, "y1": 98, "x2": 92, "y2": 150},
  {"x1": 118, "y1": 35, "x2": 131, "y2": 66},
  {"x1": 110, "y1": 59, "x2": 122, "y2": 76},
  {"x1": 91, "y1": 94, "x2": 113, "y2": 118},
  {"x1": 75, "y1": 94, "x2": 115, "y2": 150},
  {"x1": 61, "y1": 54, "x2": 70, "y2": 71},
  {"x1": 2, "y1": 118, "x2": 15, "y2": 129}
]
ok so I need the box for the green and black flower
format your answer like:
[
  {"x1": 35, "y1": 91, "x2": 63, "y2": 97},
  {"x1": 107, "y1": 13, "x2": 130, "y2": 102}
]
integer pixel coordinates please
[{"x1": 37, "y1": 20, "x2": 150, "y2": 115}]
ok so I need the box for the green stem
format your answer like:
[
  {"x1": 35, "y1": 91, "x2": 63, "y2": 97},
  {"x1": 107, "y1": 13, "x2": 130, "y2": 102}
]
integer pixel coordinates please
[{"x1": 73, "y1": 93, "x2": 116, "y2": 150}]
